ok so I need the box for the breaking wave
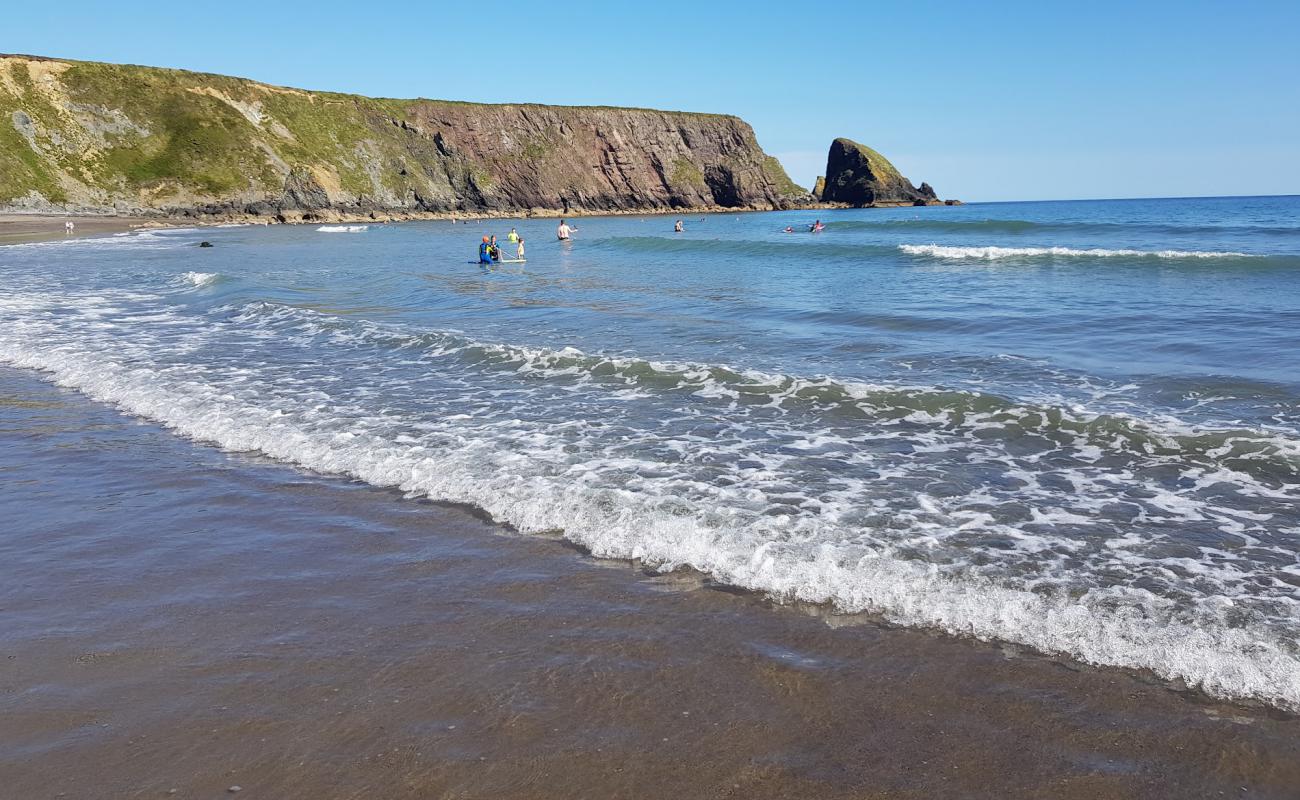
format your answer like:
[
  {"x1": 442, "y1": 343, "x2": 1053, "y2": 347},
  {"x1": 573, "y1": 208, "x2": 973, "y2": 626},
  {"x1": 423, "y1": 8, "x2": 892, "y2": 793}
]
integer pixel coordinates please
[
  {"x1": 180, "y1": 271, "x2": 220, "y2": 287},
  {"x1": 900, "y1": 244, "x2": 1259, "y2": 260},
  {"x1": 2, "y1": 291, "x2": 1298, "y2": 712}
]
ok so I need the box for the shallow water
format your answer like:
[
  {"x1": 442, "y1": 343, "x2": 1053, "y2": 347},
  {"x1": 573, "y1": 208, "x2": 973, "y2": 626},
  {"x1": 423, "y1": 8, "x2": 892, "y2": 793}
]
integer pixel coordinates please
[{"x1": 2, "y1": 196, "x2": 1298, "y2": 710}]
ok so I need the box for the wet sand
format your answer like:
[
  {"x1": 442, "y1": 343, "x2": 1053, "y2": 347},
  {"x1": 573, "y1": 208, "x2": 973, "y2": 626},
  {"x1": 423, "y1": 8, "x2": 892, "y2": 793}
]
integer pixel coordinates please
[
  {"x1": 0, "y1": 365, "x2": 1296, "y2": 799},
  {"x1": 0, "y1": 214, "x2": 164, "y2": 245}
]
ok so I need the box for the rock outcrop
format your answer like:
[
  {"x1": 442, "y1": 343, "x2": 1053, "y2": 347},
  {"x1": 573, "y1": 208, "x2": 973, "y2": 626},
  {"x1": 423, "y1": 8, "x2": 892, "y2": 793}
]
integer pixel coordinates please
[
  {"x1": 0, "y1": 54, "x2": 809, "y2": 218},
  {"x1": 820, "y1": 137, "x2": 941, "y2": 207}
]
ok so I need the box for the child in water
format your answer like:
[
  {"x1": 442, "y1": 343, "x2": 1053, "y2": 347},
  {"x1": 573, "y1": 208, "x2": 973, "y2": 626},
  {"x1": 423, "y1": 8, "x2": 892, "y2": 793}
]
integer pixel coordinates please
[{"x1": 516, "y1": 237, "x2": 525, "y2": 260}]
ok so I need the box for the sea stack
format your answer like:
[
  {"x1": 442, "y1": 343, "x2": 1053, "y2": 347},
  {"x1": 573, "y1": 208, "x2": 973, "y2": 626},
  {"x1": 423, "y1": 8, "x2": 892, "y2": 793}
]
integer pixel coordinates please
[{"x1": 820, "y1": 137, "x2": 941, "y2": 207}]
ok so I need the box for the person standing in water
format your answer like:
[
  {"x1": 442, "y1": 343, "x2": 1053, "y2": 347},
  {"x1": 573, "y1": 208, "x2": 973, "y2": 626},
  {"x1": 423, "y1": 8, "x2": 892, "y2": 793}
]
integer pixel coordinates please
[
  {"x1": 557, "y1": 219, "x2": 576, "y2": 240},
  {"x1": 478, "y1": 236, "x2": 493, "y2": 264},
  {"x1": 516, "y1": 237, "x2": 525, "y2": 260},
  {"x1": 489, "y1": 235, "x2": 501, "y2": 261},
  {"x1": 507, "y1": 227, "x2": 519, "y2": 244},
  {"x1": 674, "y1": 219, "x2": 683, "y2": 233}
]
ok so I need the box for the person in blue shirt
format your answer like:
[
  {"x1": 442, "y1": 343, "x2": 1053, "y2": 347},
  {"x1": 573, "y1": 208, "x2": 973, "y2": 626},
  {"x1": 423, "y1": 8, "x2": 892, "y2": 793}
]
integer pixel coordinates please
[{"x1": 478, "y1": 236, "x2": 493, "y2": 264}]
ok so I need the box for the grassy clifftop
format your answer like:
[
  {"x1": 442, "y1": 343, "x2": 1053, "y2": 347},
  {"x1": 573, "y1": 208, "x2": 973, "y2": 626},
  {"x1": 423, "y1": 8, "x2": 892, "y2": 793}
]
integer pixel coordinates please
[{"x1": 0, "y1": 55, "x2": 807, "y2": 217}]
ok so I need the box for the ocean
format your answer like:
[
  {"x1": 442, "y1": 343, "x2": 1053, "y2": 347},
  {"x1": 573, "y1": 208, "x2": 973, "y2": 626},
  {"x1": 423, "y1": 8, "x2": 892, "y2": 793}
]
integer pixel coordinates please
[{"x1": 2, "y1": 194, "x2": 1298, "y2": 716}]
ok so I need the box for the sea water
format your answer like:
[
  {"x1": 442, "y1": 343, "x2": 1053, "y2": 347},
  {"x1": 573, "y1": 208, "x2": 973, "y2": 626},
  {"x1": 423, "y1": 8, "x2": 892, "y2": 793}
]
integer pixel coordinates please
[{"x1": 2, "y1": 196, "x2": 1298, "y2": 709}]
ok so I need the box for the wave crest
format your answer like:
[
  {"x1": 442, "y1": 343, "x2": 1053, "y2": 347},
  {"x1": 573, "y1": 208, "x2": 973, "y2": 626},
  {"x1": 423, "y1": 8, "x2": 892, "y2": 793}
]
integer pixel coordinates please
[{"x1": 900, "y1": 244, "x2": 1256, "y2": 260}]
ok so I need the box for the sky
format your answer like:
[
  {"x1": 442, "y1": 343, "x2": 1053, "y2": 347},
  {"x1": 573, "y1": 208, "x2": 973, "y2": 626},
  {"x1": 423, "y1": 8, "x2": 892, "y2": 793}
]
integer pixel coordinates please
[{"x1": 4, "y1": 1, "x2": 1298, "y2": 202}]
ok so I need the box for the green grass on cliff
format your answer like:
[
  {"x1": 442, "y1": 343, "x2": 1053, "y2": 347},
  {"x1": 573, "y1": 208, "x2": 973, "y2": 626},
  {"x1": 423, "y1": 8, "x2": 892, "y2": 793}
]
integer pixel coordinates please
[
  {"x1": 836, "y1": 137, "x2": 907, "y2": 186},
  {"x1": 1, "y1": 55, "x2": 809, "y2": 210}
]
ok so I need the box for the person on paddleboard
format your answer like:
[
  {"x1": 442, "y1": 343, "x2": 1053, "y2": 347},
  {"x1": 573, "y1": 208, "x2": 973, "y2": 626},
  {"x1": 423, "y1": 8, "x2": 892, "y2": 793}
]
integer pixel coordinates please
[
  {"x1": 809, "y1": 219, "x2": 825, "y2": 232},
  {"x1": 516, "y1": 237, "x2": 525, "y2": 260},
  {"x1": 557, "y1": 219, "x2": 576, "y2": 240}
]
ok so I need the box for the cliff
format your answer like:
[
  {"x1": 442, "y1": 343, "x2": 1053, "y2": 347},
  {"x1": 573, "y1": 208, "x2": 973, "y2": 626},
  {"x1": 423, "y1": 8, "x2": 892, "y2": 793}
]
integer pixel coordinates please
[
  {"x1": 820, "y1": 137, "x2": 942, "y2": 207},
  {"x1": 0, "y1": 55, "x2": 808, "y2": 219}
]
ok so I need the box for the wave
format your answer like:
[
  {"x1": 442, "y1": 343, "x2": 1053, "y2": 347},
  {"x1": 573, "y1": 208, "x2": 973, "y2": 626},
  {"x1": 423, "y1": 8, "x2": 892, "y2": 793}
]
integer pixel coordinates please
[
  {"x1": 588, "y1": 236, "x2": 885, "y2": 259},
  {"x1": 830, "y1": 219, "x2": 1044, "y2": 234},
  {"x1": 829, "y1": 218, "x2": 1300, "y2": 237},
  {"x1": 2, "y1": 321, "x2": 1298, "y2": 711},
  {"x1": 317, "y1": 225, "x2": 369, "y2": 233},
  {"x1": 225, "y1": 302, "x2": 1300, "y2": 484},
  {"x1": 0, "y1": 230, "x2": 185, "y2": 251},
  {"x1": 180, "y1": 271, "x2": 220, "y2": 288},
  {"x1": 3, "y1": 294, "x2": 1299, "y2": 712},
  {"x1": 900, "y1": 244, "x2": 1258, "y2": 260}
]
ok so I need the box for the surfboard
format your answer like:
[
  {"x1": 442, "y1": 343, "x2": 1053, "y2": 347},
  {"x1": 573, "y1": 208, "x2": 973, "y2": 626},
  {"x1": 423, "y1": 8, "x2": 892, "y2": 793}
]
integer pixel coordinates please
[{"x1": 498, "y1": 258, "x2": 527, "y2": 263}]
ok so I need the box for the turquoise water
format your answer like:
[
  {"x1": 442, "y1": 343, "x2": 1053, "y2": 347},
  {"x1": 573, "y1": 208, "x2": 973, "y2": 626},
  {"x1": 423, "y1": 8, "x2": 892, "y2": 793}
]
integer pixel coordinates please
[{"x1": 2, "y1": 195, "x2": 1298, "y2": 709}]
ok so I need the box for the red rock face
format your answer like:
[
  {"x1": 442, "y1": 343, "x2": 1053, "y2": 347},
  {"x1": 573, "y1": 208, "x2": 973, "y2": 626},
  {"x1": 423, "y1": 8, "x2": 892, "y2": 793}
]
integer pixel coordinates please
[
  {"x1": 400, "y1": 103, "x2": 803, "y2": 213},
  {"x1": 0, "y1": 55, "x2": 809, "y2": 219}
]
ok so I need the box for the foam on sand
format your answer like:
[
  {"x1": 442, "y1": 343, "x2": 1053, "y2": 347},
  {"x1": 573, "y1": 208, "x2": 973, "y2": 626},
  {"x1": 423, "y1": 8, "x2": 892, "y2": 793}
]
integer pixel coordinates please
[{"x1": 1, "y1": 291, "x2": 1298, "y2": 713}]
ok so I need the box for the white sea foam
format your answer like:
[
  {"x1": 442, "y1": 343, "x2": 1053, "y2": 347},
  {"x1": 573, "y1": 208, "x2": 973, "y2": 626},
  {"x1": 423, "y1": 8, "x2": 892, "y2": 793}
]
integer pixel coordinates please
[
  {"x1": 2, "y1": 291, "x2": 1298, "y2": 712},
  {"x1": 316, "y1": 225, "x2": 369, "y2": 233},
  {"x1": 900, "y1": 244, "x2": 1256, "y2": 260},
  {"x1": 181, "y1": 271, "x2": 219, "y2": 287},
  {"x1": 0, "y1": 229, "x2": 186, "y2": 251}
]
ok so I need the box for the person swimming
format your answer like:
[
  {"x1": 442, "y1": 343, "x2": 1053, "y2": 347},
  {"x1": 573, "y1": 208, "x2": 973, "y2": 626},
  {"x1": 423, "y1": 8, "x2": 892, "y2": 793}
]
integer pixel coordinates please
[
  {"x1": 809, "y1": 219, "x2": 825, "y2": 232},
  {"x1": 478, "y1": 236, "x2": 493, "y2": 264},
  {"x1": 783, "y1": 226, "x2": 795, "y2": 233}
]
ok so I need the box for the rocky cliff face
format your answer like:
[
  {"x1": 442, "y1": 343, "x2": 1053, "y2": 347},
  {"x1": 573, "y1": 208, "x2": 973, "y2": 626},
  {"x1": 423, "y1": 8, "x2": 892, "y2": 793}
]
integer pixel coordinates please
[
  {"x1": 0, "y1": 55, "x2": 808, "y2": 218},
  {"x1": 820, "y1": 137, "x2": 940, "y2": 207}
]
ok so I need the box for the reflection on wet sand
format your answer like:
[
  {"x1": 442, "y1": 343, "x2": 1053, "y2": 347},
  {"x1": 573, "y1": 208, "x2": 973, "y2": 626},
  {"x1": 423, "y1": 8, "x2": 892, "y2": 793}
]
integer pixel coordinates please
[{"x1": 2, "y1": 366, "x2": 1297, "y2": 799}]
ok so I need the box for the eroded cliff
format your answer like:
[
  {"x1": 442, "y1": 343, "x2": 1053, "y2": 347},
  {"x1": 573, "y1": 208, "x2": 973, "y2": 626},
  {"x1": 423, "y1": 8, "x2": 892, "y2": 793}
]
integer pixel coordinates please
[{"x1": 0, "y1": 55, "x2": 808, "y2": 218}]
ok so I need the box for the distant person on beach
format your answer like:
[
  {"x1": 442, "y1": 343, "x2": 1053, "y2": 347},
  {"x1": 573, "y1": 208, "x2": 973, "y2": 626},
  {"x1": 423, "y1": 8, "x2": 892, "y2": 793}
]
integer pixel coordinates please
[
  {"x1": 674, "y1": 220, "x2": 683, "y2": 233},
  {"x1": 507, "y1": 227, "x2": 519, "y2": 244},
  {"x1": 516, "y1": 237, "x2": 525, "y2": 260},
  {"x1": 478, "y1": 236, "x2": 493, "y2": 264},
  {"x1": 557, "y1": 220, "x2": 575, "y2": 240},
  {"x1": 64, "y1": 220, "x2": 75, "y2": 234}
]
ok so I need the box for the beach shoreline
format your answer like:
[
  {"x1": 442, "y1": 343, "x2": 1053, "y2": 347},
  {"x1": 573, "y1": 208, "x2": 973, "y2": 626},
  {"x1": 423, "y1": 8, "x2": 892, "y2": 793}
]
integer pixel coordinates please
[
  {"x1": 0, "y1": 199, "x2": 943, "y2": 245},
  {"x1": 1, "y1": 365, "x2": 1297, "y2": 799},
  {"x1": 0, "y1": 213, "x2": 164, "y2": 245}
]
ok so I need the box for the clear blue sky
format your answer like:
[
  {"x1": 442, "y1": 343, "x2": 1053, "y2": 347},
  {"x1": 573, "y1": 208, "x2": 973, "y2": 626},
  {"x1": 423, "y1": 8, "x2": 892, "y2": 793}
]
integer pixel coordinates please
[{"x1": 5, "y1": 1, "x2": 1298, "y2": 201}]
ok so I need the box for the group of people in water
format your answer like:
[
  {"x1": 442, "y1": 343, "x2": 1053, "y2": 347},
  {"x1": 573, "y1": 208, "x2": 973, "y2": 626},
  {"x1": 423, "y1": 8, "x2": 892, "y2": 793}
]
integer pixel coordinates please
[
  {"x1": 478, "y1": 219, "x2": 584, "y2": 262},
  {"x1": 477, "y1": 227, "x2": 526, "y2": 264},
  {"x1": 475, "y1": 216, "x2": 826, "y2": 262}
]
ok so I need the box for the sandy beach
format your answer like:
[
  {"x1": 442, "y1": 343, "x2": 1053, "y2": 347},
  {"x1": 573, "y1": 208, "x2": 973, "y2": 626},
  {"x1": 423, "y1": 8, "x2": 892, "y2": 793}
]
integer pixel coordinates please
[
  {"x1": 2, "y1": 365, "x2": 1297, "y2": 799},
  {"x1": 0, "y1": 214, "x2": 166, "y2": 245}
]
